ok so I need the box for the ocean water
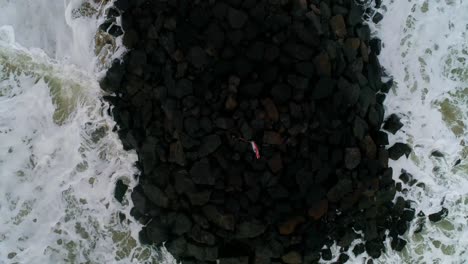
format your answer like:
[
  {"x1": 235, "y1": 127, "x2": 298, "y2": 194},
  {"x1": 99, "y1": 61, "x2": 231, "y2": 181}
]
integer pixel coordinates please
[{"x1": 0, "y1": 0, "x2": 173, "y2": 263}]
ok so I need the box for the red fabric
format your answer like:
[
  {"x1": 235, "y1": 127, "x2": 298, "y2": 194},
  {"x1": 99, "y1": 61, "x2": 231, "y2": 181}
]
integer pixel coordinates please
[{"x1": 250, "y1": 141, "x2": 260, "y2": 159}]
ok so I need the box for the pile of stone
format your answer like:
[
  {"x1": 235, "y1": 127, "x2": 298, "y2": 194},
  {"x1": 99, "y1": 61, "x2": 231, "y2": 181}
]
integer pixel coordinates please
[{"x1": 101, "y1": 0, "x2": 415, "y2": 263}]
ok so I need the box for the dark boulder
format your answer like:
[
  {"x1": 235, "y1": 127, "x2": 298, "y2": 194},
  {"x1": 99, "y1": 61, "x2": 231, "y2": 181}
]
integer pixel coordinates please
[
  {"x1": 428, "y1": 207, "x2": 448, "y2": 222},
  {"x1": 142, "y1": 184, "x2": 169, "y2": 208},
  {"x1": 383, "y1": 114, "x2": 404, "y2": 134},
  {"x1": 190, "y1": 159, "x2": 215, "y2": 185},
  {"x1": 114, "y1": 179, "x2": 128, "y2": 203},
  {"x1": 228, "y1": 7, "x2": 248, "y2": 29},
  {"x1": 388, "y1": 143, "x2": 412, "y2": 160},
  {"x1": 236, "y1": 221, "x2": 267, "y2": 238},
  {"x1": 203, "y1": 205, "x2": 235, "y2": 231},
  {"x1": 199, "y1": 135, "x2": 222, "y2": 157},
  {"x1": 189, "y1": 225, "x2": 216, "y2": 245},
  {"x1": 145, "y1": 220, "x2": 170, "y2": 246}
]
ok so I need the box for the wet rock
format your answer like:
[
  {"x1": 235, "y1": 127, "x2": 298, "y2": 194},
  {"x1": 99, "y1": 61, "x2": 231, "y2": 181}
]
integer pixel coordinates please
[
  {"x1": 172, "y1": 213, "x2": 193, "y2": 235},
  {"x1": 190, "y1": 159, "x2": 215, "y2": 185},
  {"x1": 189, "y1": 225, "x2": 216, "y2": 245},
  {"x1": 321, "y1": 248, "x2": 332, "y2": 261},
  {"x1": 268, "y1": 153, "x2": 283, "y2": 173},
  {"x1": 312, "y1": 77, "x2": 335, "y2": 99},
  {"x1": 188, "y1": 46, "x2": 208, "y2": 69},
  {"x1": 228, "y1": 7, "x2": 248, "y2": 29},
  {"x1": 345, "y1": 148, "x2": 361, "y2": 169},
  {"x1": 263, "y1": 131, "x2": 283, "y2": 145},
  {"x1": 383, "y1": 114, "x2": 404, "y2": 134},
  {"x1": 388, "y1": 143, "x2": 412, "y2": 160},
  {"x1": 262, "y1": 98, "x2": 279, "y2": 122},
  {"x1": 225, "y1": 95, "x2": 238, "y2": 111},
  {"x1": 391, "y1": 237, "x2": 407, "y2": 251},
  {"x1": 278, "y1": 216, "x2": 305, "y2": 235},
  {"x1": 348, "y1": 5, "x2": 364, "y2": 26},
  {"x1": 428, "y1": 207, "x2": 448, "y2": 222},
  {"x1": 145, "y1": 220, "x2": 170, "y2": 246},
  {"x1": 330, "y1": 15, "x2": 347, "y2": 38},
  {"x1": 203, "y1": 205, "x2": 235, "y2": 231},
  {"x1": 219, "y1": 257, "x2": 249, "y2": 264},
  {"x1": 308, "y1": 199, "x2": 328, "y2": 220},
  {"x1": 372, "y1": 12, "x2": 384, "y2": 24},
  {"x1": 166, "y1": 237, "x2": 187, "y2": 259},
  {"x1": 114, "y1": 179, "x2": 128, "y2": 203},
  {"x1": 431, "y1": 150, "x2": 445, "y2": 158},
  {"x1": 142, "y1": 184, "x2": 169, "y2": 208},
  {"x1": 353, "y1": 243, "x2": 365, "y2": 256},
  {"x1": 283, "y1": 42, "x2": 314, "y2": 60},
  {"x1": 271, "y1": 83, "x2": 292, "y2": 103},
  {"x1": 315, "y1": 53, "x2": 331, "y2": 76},
  {"x1": 187, "y1": 190, "x2": 212, "y2": 206},
  {"x1": 199, "y1": 135, "x2": 222, "y2": 157},
  {"x1": 169, "y1": 141, "x2": 186, "y2": 166},
  {"x1": 170, "y1": 79, "x2": 193, "y2": 98},
  {"x1": 327, "y1": 179, "x2": 353, "y2": 202},
  {"x1": 360, "y1": 135, "x2": 377, "y2": 159},
  {"x1": 353, "y1": 117, "x2": 368, "y2": 140},
  {"x1": 370, "y1": 38, "x2": 382, "y2": 55},
  {"x1": 365, "y1": 240, "x2": 382, "y2": 259},
  {"x1": 282, "y1": 251, "x2": 302, "y2": 264},
  {"x1": 236, "y1": 221, "x2": 267, "y2": 238}
]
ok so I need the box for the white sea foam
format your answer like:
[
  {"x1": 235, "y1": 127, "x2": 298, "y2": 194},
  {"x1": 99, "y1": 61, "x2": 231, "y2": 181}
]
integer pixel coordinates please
[{"x1": 0, "y1": 0, "x2": 172, "y2": 263}]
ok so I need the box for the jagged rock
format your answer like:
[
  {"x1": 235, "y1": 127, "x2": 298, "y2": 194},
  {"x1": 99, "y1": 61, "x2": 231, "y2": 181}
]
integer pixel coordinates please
[
  {"x1": 330, "y1": 15, "x2": 347, "y2": 38},
  {"x1": 428, "y1": 207, "x2": 448, "y2": 222},
  {"x1": 345, "y1": 148, "x2": 361, "y2": 169},
  {"x1": 228, "y1": 7, "x2": 248, "y2": 29},
  {"x1": 282, "y1": 251, "x2": 302, "y2": 264},
  {"x1": 114, "y1": 179, "x2": 128, "y2": 203},
  {"x1": 388, "y1": 143, "x2": 412, "y2": 160},
  {"x1": 236, "y1": 221, "x2": 267, "y2": 238},
  {"x1": 383, "y1": 114, "x2": 404, "y2": 134},
  {"x1": 278, "y1": 216, "x2": 305, "y2": 235}
]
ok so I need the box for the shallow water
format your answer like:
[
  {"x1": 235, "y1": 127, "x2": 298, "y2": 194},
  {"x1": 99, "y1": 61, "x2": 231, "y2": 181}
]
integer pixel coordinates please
[{"x1": 0, "y1": 1, "x2": 172, "y2": 263}]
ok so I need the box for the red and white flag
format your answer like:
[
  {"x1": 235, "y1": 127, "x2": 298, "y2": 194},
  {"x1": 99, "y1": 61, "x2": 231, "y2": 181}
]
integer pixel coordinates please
[{"x1": 250, "y1": 141, "x2": 260, "y2": 159}]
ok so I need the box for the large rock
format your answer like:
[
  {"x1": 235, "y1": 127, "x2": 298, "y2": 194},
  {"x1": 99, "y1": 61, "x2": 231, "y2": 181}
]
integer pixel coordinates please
[
  {"x1": 199, "y1": 135, "x2": 222, "y2": 157},
  {"x1": 428, "y1": 207, "x2": 448, "y2": 222},
  {"x1": 383, "y1": 114, "x2": 404, "y2": 134},
  {"x1": 282, "y1": 251, "x2": 302, "y2": 264},
  {"x1": 388, "y1": 143, "x2": 412, "y2": 160},
  {"x1": 142, "y1": 184, "x2": 169, "y2": 208},
  {"x1": 228, "y1": 7, "x2": 248, "y2": 29},
  {"x1": 236, "y1": 221, "x2": 267, "y2": 238},
  {"x1": 190, "y1": 159, "x2": 215, "y2": 185},
  {"x1": 345, "y1": 148, "x2": 361, "y2": 169},
  {"x1": 330, "y1": 15, "x2": 347, "y2": 38},
  {"x1": 203, "y1": 205, "x2": 235, "y2": 231}
]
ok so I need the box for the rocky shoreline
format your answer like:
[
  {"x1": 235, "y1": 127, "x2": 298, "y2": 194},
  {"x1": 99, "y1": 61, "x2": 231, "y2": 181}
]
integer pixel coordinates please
[{"x1": 101, "y1": 0, "x2": 416, "y2": 263}]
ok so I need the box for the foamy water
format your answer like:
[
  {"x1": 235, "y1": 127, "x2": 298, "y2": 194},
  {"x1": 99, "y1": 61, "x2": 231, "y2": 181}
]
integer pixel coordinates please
[
  {"x1": 375, "y1": 0, "x2": 468, "y2": 263},
  {"x1": 0, "y1": 0, "x2": 170, "y2": 263}
]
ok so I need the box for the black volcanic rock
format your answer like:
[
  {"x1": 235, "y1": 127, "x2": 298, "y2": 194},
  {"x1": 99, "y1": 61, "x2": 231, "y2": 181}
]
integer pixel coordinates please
[
  {"x1": 102, "y1": 1, "x2": 415, "y2": 262},
  {"x1": 383, "y1": 114, "x2": 404, "y2": 134}
]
